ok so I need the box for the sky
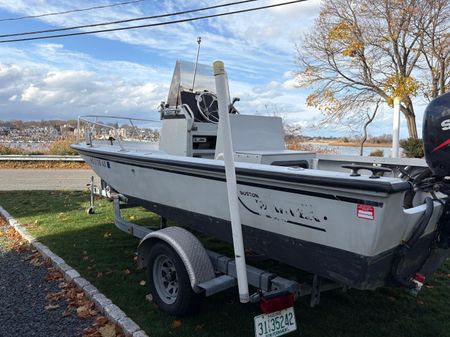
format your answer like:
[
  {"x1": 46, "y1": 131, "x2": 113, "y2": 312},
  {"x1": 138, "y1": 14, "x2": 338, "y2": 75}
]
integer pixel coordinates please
[{"x1": 0, "y1": 0, "x2": 425, "y2": 137}]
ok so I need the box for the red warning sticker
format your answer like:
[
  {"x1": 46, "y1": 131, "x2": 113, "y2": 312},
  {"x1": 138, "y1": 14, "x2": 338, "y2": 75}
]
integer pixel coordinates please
[{"x1": 357, "y1": 205, "x2": 375, "y2": 220}]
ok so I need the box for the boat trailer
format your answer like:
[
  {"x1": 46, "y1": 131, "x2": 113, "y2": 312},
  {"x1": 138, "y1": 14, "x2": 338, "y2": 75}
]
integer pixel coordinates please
[{"x1": 111, "y1": 193, "x2": 344, "y2": 308}]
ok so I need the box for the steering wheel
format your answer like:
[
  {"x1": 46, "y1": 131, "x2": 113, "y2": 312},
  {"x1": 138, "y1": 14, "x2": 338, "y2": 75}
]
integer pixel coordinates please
[{"x1": 196, "y1": 92, "x2": 219, "y2": 123}]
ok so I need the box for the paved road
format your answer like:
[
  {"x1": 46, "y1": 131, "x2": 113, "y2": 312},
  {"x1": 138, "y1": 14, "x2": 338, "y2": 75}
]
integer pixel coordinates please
[{"x1": 0, "y1": 169, "x2": 100, "y2": 191}]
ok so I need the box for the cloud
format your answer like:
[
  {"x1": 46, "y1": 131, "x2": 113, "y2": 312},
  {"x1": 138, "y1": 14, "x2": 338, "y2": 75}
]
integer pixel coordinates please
[
  {"x1": 0, "y1": 0, "x2": 322, "y2": 123},
  {"x1": 0, "y1": 0, "x2": 428, "y2": 137},
  {"x1": 0, "y1": 44, "x2": 317, "y2": 126},
  {"x1": 0, "y1": 54, "x2": 169, "y2": 121},
  {"x1": 0, "y1": 0, "x2": 321, "y2": 82},
  {"x1": 0, "y1": 42, "x2": 418, "y2": 137}
]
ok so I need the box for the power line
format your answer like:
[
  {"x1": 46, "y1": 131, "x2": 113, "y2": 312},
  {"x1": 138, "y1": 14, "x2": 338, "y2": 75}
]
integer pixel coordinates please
[
  {"x1": 0, "y1": 0, "x2": 261, "y2": 39},
  {"x1": 0, "y1": 0, "x2": 146, "y2": 22},
  {"x1": 0, "y1": 0, "x2": 307, "y2": 44}
]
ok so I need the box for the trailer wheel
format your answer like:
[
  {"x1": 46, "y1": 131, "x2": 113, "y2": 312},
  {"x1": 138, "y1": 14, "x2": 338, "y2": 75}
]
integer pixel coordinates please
[{"x1": 146, "y1": 241, "x2": 201, "y2": 316}]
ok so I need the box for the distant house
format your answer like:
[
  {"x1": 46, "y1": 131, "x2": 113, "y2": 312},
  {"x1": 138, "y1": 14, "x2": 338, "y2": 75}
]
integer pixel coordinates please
[
  {"x1": 60, "y1": 124, "x2": 75, "y2": 136},
  {"x1": 0, "y1": 127, "x2": 10, "y2": 136}
]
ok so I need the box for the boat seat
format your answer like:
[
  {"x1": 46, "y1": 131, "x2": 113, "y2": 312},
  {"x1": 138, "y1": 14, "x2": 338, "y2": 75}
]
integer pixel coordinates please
[
  {"x1": 215, "y1": 114, "x2": 285, "y2": 155},
  {"x1": 215, "y1": 114, "x2": 315, "y2": 167}
]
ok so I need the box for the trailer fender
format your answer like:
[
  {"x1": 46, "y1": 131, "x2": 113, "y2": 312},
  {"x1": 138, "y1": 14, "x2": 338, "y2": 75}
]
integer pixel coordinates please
[{"x1": 137, "y1": 227, "x2": 215, "y2": 293}]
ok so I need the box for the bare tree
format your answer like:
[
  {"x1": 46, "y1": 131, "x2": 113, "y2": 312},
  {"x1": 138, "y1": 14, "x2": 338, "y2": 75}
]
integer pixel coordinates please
[
  {"x1": 360, "y1": 100, "x2": 381, "y2": 156},
  {"x1": 296, "y1": 0, "x2": 449, "y2": 139},
  {"x1": 421, "y1": 0, "x2": 450, "y2": 100}
]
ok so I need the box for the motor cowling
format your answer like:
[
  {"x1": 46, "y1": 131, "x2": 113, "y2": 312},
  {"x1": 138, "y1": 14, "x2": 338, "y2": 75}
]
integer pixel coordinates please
[{"x1": 423, "y1": 92, "x2": 450, "y2": 177}]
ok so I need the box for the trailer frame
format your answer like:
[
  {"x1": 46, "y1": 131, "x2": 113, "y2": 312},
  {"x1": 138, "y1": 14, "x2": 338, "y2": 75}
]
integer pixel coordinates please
[{"x1": 111, "y1": 194, "x2": 344, "y2": 307}]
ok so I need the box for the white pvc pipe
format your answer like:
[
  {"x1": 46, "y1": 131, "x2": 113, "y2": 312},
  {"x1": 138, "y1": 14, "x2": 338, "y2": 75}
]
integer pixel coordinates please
[
  {"x1": 392, "y1": 96, "x2": 401, "y2": 158},
  {"x1": 213, "y1": 60, "x2": 250, "y2": 303}
]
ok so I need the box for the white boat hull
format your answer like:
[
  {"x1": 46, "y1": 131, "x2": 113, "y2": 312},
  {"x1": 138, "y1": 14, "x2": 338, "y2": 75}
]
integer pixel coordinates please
[{"x1": 74, "y1": 144, "x2": 446, "y2": 289}]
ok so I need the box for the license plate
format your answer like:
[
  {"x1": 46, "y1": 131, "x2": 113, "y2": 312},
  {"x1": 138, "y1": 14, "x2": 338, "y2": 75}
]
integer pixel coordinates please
[{"x1": 254, "y1": 307, "x2": 297, "y2": 337}]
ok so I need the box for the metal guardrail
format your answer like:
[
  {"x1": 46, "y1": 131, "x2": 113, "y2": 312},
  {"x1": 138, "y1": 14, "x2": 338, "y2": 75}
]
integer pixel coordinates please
[{"x1": 0, "y1": 155, "x2": 84, "y2": 162}]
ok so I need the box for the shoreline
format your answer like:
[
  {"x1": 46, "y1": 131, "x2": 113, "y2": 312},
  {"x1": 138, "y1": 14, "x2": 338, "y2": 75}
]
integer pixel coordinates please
[{"x1": 303, "y1": 141, "x2": 392, "y2": 148}]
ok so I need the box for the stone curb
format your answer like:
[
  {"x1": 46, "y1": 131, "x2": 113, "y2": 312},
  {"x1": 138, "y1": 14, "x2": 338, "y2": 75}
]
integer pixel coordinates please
[{"x1": 0, "y1": 206, "x2": 148, "y2": 337}]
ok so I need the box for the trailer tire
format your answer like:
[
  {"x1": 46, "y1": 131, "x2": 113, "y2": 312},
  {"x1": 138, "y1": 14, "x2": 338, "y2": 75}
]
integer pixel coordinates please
[{"x1": 146, "y1": 241, "x2": 201, "y2": 316}]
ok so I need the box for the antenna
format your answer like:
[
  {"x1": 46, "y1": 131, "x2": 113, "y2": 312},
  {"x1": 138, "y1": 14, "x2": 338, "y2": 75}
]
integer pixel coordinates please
[{"x1": 191, "y1": 36, "x2": 202, "y2": 91}]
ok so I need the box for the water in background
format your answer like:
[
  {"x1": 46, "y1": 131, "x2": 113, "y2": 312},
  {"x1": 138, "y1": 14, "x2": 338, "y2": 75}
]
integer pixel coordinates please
[
  {"x1": 308, "y1": 144, "x2": 397, "y2": 157},
  {"x1": 2, "y1": 141, "x2": 396, "y2": 157}
]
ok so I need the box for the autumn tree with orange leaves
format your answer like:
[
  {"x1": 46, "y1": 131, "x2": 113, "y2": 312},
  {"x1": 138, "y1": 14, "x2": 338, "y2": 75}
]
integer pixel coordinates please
[{"x1": 296, "y1": 0, "x2": 449, "y2": 139}]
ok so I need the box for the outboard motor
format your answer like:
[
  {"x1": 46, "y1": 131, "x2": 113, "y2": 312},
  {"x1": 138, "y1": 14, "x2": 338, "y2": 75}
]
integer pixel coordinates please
[
  {"x1": 423, "y1": 92, "x2": 450, "y2": 177},
  {"x1": 422, "y1": 92, "x2": 450, "y2": 249},
  {"x1": 391, "y1": 93, "x2": 450, "y2": 289}
]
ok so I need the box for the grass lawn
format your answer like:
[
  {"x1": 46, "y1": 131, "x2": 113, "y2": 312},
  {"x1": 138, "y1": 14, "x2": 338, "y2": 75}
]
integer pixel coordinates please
[{"x1": 1, "y1": 190, "x2": 450, "y2": 337}]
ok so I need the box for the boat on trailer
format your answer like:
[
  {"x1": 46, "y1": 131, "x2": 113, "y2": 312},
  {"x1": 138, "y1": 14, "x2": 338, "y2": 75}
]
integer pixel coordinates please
[{"x1": 73, "y1": 60, "x2": 450, "y2": 317}]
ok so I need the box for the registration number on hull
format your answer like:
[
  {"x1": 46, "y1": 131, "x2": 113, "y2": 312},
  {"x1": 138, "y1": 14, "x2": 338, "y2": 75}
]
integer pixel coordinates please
[
  {"x1": 254, "y1": 307, "x2": 297, "y2": 337},
  {"x1": 90, "y1": 158, "x2": 110, "y2": 168}
]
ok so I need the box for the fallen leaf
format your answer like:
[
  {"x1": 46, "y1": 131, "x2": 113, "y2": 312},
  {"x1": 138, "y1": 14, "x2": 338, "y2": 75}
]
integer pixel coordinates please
[
  {"x1": 123, "y1": 269, "x2": 131, "y2": 275},
  {"x1": 24, "y1": 253, "x2": 37, "y2": 261},
  {"x1": 46, "y1": 291, "x2": 65, "y2": 302},
  {"x1": 82, "y1": 327, "x2": 100, "y2": 337},
  {"x1": 66, "y1": 287, "x2": 77, "y2": 301},
  {"x1": 46, "y1": 270, "x2": 63, "y2": 282},
  {"x1": 139, "y1": 280, "x2": 146, "y2": 286},
  {"x1": 58, "y1": 282, "x2": 69, "y2": 289},
  {"x1": 30, "y1": 257, "x2": 43, "y2": 266},
  {"x1": 77, "y1": 305, "x2": 88, "y2": 312},
  {"x1": 45, "y1": 304, "x2": 60, "y2": 311},
  {"x1": 62, "y1": 308, "x2": 72, "y2": 317},
  {"x1": 94, "y1": 316, "x2": 109, "y2": 327},
  {"x1": 77, "y1": 305, "x2": 91, "y2": 319},
  {"x1": 94, "y1": 316, "x2": 108, "y2": 326},
  {"x1": 99, "y1": 324, "x2": 116, "y2": 337},
  {"x1": 97, "y1": 272, "x2": 103, "y2": 278},
  {"x1": 171, "y1": 320, "x2": 182, "y2": 329}
]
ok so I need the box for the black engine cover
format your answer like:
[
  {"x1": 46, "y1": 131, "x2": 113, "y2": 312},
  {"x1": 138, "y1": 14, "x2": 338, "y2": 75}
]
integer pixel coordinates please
[{"x1": 423, "y1": 92, "x2": 450, "y2": 177}]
